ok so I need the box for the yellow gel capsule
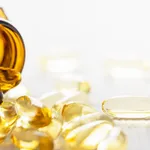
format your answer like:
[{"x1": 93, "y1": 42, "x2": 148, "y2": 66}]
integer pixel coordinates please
[
  {"x1": 98, "y1": 127, "x2": 127, "y2": 150},
  {"x1": 39, "y1": 104, "x2": 63, "y2": 140},
  {"x1": 64, "y1": 120, "x2": 113, "y2": 150},
  {"x1": 78, "y1": 81, "x2": 91, "y2": 93},
  {"x1": 102, "y1": 96, "x2": 150, "y2": 119},
  {"x1": 52, "y1": 91, "x2": 89, "y2": 113},
  {"x1": 62, "y1": 112, "x2": 114, "y2": 137},
  {"x1": 0, "y1": 67, "x2": 21, "y2": 92},
  {"x1": 39, "y1": 117, "x2": 62, "y2": 140},
  {"x1": 11, "y1": 127, "x2": 53, "y2": 150},
  {"x1": 38, "y1": 103, "x2": 63, "y2": 139},
  {"x1": 15, "y1": 96, "x2": 51, "y2": 128},
  {"x1": 61, "y1": 102, "x2": 97, "y2": 122},
  {"x1": 0, "y1": 102, "x2": 18, "y2": 143}
]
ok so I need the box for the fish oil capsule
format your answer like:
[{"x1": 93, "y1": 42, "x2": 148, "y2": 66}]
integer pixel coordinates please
[
  {"x1": 62, "y1": 112, "x2": 114, "y2": 137},
  {"x1": 97, "y1": 127, "x2": 127, "y2": 150},
  {"x1": 78, "y1": 81, "x2": 91, "y2": 93},
  {"x1": 0, "y1": 102, "x2": 18, "y2": 125},
  {"x1": 0, "y1": 101, "x2": 18, "y2": 143},
  {"x1": 39, "y1": 101, "x2": 63, "y2": 140},
  {"x1": 102, "y1": 96, "x2": 150, "y2": 119},
  {"x1": 11, "y1": 127, "x2": 53, "y2": 150},
  {"x1": 0, "y1": 67, "x2": 21, "y2": 92},
  {"x1": 61, "y1": 102, "x2": 97, "y2": 122},
  {"x1": 15, "y1": 96, "x2": 51, "y2": 129},
  {"x1": 52, "y1": 91, "x2": 90, "y2": 115},
  {"x1": 64, "y1": 120, "x2": 113, "y2": 150},
  {"x1": 16, "y1": 96, "x2": 62, "y2": 139},
  {"x1": 39, "y1": 116, "x2": 62, "y2": 140}
]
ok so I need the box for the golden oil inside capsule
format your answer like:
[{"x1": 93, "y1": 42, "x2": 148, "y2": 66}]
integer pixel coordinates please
[
  {"x1": 0, "y1": 67, "x2": 21, "y2": 92},
  {"x1": 11, "y1": 127, "x2": 53, "y2": 150},
  {"x1": 62, "y1": 112, "x2": 114, "y2": 137},
  {"x1": 64, "y1": 120, "x2": 113, "y2": 150},
  {"x1": 15, "y1": 96, "x2": 51, "y2": 129},
  {"x1": 0, "y1": 101, "x2": 18, "y2": 143},
  {"x1": 61, "y1": 102, "x2": 97, "y2": 122},
  {"x1": 98, "y1": 127, "x2": 127, "y2": 150},
  {"x1": 102, "y1": 96, "x2": 150, "y2": 119}
]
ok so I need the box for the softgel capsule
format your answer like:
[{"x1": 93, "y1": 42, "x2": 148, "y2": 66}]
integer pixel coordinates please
[
  {"x1": 0, "y1": 101, "x2": 18, "y2": 143},
  {"x1": 11, "y1": 127, "x2": 54, "y2": 150},
  {"x1": 102, "y1": 96, "x2": 150, "y2": 119},
  {"x1": 15, "y1": 96, "x2": 52, "y2": 129},
  {"x1": 15, "y1": 95, "x2": 63, "y2": 140}
]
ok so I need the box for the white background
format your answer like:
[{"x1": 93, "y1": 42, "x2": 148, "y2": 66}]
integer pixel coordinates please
[{"x1": 2, "y1": 1, "x2": 150, "y2": 149}]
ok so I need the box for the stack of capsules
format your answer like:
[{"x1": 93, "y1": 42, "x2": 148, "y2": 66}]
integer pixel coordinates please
[{"x1": 0, "y1": 67, "x2": 127, "y2": 150}]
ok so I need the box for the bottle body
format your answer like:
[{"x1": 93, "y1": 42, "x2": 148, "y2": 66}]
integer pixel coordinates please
[{"x1": 0, "y1": 8, "x2": 25, "y2": 73}]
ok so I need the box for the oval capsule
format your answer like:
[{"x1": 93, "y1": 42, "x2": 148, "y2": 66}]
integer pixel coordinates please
[
  {"x1": 0, "y1": 101, "x2": 18, "y2": 143},
  {"x1": 64, "y1": 120, "x2": 113, "y2": 150},
  {"x1": 62, "y1": 112, "x2": 114, "y2": 137},
  {"x1": 11, "y1": 127, "x2": 53, "y2": 150},
  {"x1": 61, "y1": 102, "x2": 97, "y2": 122},
  {"x1": 78, "y1": 81, "x2": 91, "y2": 93},
  {"x1": 98, "y1": 127, "x2": 127, "y2": 150},
  {"x1": 102, "y1": 96, "x2": 150, "y2": 119},
  {"x1": 52, "y1": 91, "x2": 90, "y2": 114},
  {"x1": 15, "y1": 96, "x2": 51, "y2": 129},
  {"x1": 39, "y1": 117, "x2": 62, "y2": 140}
]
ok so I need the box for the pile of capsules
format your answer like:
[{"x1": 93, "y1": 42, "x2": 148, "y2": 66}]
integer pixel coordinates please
[{"x1": 0, "y1": 66, "x2": 127, "y2": 150}]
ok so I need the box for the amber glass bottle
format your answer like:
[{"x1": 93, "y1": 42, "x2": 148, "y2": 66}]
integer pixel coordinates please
[{"x1": 0, "y1": 8, "x2": 25, "y2": 72}]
